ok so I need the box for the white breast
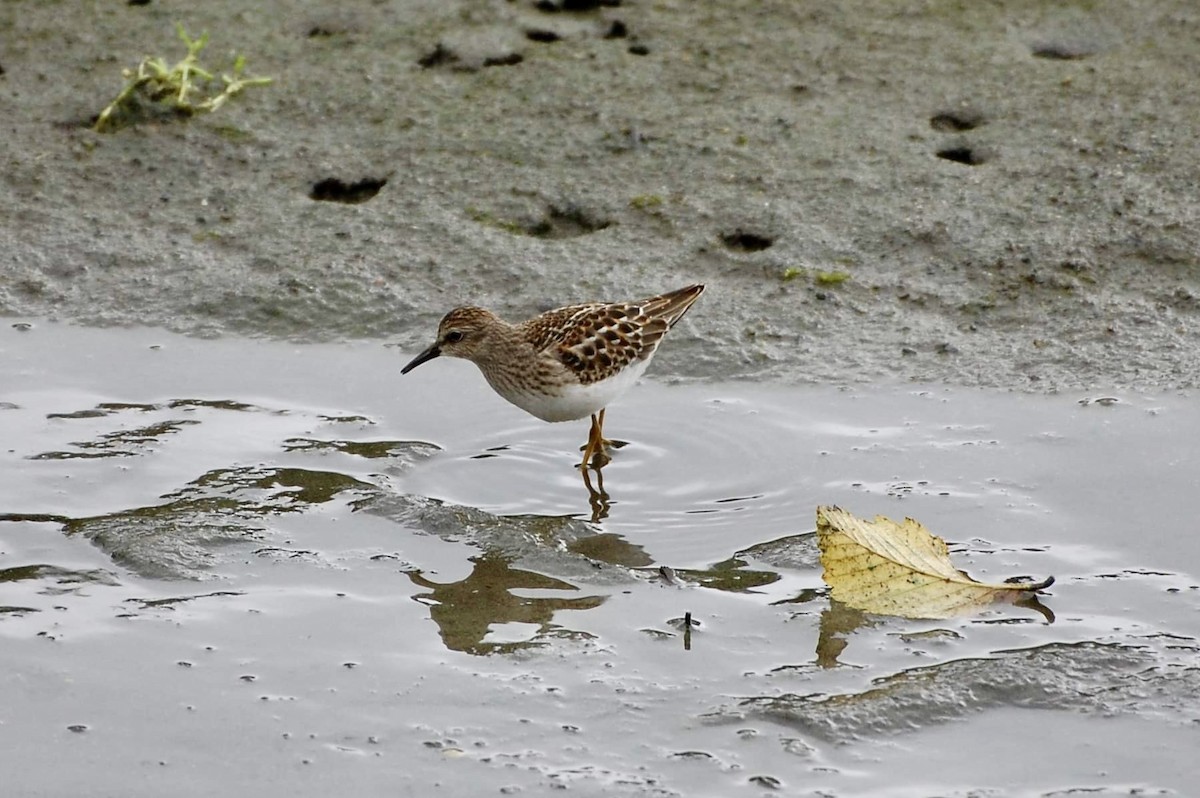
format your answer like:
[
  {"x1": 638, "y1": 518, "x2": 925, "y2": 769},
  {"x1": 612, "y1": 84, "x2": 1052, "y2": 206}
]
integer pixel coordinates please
[{"x1": 494, "y1": 357, "x2": 652, "y2": 422}]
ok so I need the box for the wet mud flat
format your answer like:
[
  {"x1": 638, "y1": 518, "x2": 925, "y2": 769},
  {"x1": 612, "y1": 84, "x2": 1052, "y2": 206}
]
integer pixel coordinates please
[{"x1": 2, "y1": 323, "x2": 1198, "y2": 796}]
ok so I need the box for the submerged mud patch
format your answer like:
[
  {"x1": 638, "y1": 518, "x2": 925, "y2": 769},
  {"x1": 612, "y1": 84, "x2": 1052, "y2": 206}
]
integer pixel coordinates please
[{"x1": 729, "y1": 641, "x2": 1197, "y2": 741}]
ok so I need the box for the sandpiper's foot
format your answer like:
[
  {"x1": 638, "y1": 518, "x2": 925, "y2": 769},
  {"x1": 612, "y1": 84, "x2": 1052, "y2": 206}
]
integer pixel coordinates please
[
  {"x1": 582, "y1": 448, "x2": 612, "y2": 470},
  {"x1": 579, "y1": 438, "x2": 617, "y2": 453}
]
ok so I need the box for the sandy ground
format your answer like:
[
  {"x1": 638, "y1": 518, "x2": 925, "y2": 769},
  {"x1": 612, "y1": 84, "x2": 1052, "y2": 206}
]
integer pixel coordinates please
[{"x1": 3, "y1": 0, "x2": 1199, "y2": 389}]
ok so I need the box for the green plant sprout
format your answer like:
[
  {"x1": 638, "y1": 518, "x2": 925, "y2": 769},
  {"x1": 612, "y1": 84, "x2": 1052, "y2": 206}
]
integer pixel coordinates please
[
  {"x1": 94, "y1": 23, "x2": 272, "y2": 133},
  {"x1": 814, "y1": 270, "x2": 851, "y2": 286}
]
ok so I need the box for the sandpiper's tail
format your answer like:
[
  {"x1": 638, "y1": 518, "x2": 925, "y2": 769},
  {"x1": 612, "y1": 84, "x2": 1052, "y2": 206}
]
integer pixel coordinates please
[{"x1": 641, "y1": 284, "x2": 705, "y2": 330}]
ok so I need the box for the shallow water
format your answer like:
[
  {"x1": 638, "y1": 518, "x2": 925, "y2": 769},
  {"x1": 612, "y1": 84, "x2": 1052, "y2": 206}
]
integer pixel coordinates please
[{"x1": 2, "y1": 321, "x2": 1198, "y2": 797}]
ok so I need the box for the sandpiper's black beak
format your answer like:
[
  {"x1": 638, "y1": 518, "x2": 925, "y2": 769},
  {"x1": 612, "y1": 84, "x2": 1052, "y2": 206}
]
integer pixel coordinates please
[{"x1": 401, "y1": 344, "x2": 441, "y2": 374}]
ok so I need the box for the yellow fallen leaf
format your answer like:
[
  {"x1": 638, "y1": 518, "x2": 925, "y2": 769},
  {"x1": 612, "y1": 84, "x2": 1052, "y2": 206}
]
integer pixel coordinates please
[{"x1": 816, "y1": 506, "x2": 1053, "y2": 620}]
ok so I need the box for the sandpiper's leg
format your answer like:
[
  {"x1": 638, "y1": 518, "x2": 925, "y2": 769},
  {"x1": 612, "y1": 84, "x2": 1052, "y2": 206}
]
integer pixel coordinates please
[
  {"x1": 579, "y1": 413, "x2": 602, "y2": 469},
  {"x1": 584, "y1": 412, "x2": 615, "y2": 469},
  {"x1": 589, "y1": 409, "x2": 617, "y2": 449},
  {"x1": 579, "y1": 410, "x2": 615, "y2": 468},
  {"x1": 593, "y1": 408, "x2": 613, "y2": 466}
]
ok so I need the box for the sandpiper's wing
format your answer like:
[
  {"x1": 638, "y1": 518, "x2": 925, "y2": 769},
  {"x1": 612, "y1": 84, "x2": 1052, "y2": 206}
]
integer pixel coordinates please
[{"x1": 522, "y1": 285, "x2": 704, "y2": 385}]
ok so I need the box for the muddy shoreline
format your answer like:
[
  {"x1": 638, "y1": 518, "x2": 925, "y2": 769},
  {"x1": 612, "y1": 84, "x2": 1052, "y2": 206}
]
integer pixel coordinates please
[{"x1": 3, "y1": 1, "x2": 1198, "y2": 390}]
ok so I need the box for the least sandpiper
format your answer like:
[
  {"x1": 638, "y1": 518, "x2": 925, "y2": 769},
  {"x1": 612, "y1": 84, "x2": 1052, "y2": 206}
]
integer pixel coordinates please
[{"x1": 402, "y1": 284, "x2": 705, "y2": 467}]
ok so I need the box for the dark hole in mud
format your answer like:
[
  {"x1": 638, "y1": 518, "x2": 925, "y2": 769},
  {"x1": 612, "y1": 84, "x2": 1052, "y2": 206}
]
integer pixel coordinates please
[
  {"x1": 526, "y1": 29, "x2": 562, "y2": 43},
  {"x1": 467, "y1": 203, "x2": 612, "y2": 237},
  {"x1": 628, "y1": 43, "x2": 650, "y2": 56},
  {"x1": 527, "y1": 205, "x2": 612, "y2": 238},
  {"x1": 1031, "y1": 43, "x2": 1095, "y2": 60},
  {"x1": 483, "y1": 53, "x2": 524, "y2": 67},
  {"x1": 307, "y1": 26, "x2": 337, "y2": 38},
  {"x1": 309, "y1": 177, "x2": 387, "y2": 204},
  {"x1": 418, "y1": 44, "x2": 456, "y2": 69},
  {"x1": 127, "y1": 0, "x2": 151, "y2": 5},
  {"x1": 930, "y1": 111, "x2": 984, "y2": 132},
  {"x1": 936, "y1": 146, "x2": 987, "y2": 166},
  {"x1": 419, "y1": 44, "x2": 523, "y2": 70},
  {"x1": 535, "y1": 0, "x2": 622, "y2": 11},
  {"x1": 604, "y1": 20, "x2": 628, "y2": 39},
  {"x1": 721, "y1": 230, "x2": 775, "y2": 252}
]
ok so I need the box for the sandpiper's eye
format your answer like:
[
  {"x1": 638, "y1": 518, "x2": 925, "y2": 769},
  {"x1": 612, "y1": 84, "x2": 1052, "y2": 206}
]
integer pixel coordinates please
[{"x1": 445, "y1": 330, "x2": 465, "y2": 344}]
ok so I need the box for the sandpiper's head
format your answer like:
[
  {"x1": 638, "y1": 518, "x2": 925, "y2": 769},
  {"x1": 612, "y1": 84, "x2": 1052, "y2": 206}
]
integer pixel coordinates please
[{"x1": 401, "y1": 307, "x2": 500, "y2": 373}]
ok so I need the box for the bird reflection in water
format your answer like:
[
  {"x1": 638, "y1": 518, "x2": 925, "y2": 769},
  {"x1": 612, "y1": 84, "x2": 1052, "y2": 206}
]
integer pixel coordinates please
[{"x1": 406, "y1": 552, "x2": 605, "y2": 656}]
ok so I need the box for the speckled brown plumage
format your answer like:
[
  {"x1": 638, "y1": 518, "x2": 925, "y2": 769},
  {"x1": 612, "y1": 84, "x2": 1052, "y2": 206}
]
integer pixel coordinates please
[{"x1": 521, "y1": 285, "x2": 702, "y2": 384}]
